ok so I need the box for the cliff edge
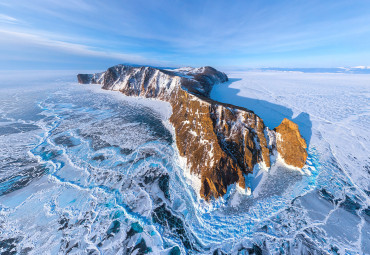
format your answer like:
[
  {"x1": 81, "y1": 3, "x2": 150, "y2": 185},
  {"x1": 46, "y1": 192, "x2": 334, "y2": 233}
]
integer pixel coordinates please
[{"x1": 77, "y1": 64, "x2": 307, "y2": 200}]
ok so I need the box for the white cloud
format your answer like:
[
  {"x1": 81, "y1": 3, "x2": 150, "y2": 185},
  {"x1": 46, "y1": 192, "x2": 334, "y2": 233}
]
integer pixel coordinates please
[
  {"x1": 0, "y1": 29, "x2": 173, "y2": 66},
  {"x1": 0, "y1": 14, "x2": 18, "y2": 24}
]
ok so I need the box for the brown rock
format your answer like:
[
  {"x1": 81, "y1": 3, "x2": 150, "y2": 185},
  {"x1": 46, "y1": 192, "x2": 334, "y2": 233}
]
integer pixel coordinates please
[
  {"x1": 274, "y1": 118, "x2": 308, "y2": 168},
  {"x1": 170, "y1": 89, "x2": 269, "y2": 200}
]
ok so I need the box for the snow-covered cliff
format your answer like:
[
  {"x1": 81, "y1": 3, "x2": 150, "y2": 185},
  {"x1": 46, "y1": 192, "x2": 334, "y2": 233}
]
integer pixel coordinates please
[{"x1": 78, "y1": 64, "x2": 307, "y2": 200}]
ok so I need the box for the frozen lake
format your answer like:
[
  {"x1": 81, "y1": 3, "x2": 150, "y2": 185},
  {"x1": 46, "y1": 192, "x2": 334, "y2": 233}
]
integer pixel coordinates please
[{"x1": 0, "y1": 70, "x2": 369, "y2": 254}]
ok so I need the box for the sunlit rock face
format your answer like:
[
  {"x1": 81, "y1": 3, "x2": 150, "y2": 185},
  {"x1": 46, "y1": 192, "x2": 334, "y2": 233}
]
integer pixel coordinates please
[
  {"x1": 274, "y1": 118, "x2": 308, "y2": 168},
  {"x1": 170, "y1": 90, "x2": 272, "y2": 200},
  {"x1": 78, "y1": 64, "x2": 306, "y2": 200}
]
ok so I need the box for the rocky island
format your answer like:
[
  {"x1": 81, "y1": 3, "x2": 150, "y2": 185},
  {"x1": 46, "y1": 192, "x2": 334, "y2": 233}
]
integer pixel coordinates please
[{"x1": 78, "y1": 65, "x2": 307, "y2": 200}]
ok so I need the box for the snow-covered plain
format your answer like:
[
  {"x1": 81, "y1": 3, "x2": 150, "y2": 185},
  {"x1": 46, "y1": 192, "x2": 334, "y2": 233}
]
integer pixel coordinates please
[{"x1": 0, "y1": 70, "x2": 369, "y2": 254}]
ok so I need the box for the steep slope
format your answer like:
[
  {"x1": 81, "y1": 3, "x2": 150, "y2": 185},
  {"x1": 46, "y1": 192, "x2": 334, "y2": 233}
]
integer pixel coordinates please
[{"x1": 78, "y1": 64, "x2": 307, "y2": 200}]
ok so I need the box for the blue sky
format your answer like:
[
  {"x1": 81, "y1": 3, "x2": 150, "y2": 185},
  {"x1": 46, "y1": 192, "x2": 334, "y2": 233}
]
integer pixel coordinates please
[{"x1": 0, "y1": 0, "x2": 369, "y2": 70}]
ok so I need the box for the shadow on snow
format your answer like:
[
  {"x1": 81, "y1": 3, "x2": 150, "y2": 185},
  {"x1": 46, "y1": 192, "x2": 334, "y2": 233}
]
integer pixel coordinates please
[{"x1": 212, "y1": 78, "x2": 312, "y2": 147}]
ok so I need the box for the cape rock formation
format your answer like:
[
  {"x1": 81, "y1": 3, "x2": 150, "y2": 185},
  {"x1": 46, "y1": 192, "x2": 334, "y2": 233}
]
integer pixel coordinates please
[{"x1": 77, "y1": 65, "x2": 308, "y2": 200}]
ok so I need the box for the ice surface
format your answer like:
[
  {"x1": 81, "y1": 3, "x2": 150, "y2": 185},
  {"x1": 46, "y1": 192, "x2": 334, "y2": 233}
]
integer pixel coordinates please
[
  {"x1": 211, "y1": 71, "x2": 370, "y2": 191},
  {"x1": 0, "y1": 71, "x2": 369, "y2": 254},
  {"x1": 210, "y1": 71, "x2": 370, "y2": 254}
]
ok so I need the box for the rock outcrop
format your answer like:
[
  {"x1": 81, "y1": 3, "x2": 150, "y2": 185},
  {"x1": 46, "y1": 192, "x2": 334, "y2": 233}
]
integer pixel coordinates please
[
  {"x1": 77, "y1": 64, "x2": 307, "y2": 200},
  {"x1": 274, "y1": 118, "x2": 308, "y2": 168}
]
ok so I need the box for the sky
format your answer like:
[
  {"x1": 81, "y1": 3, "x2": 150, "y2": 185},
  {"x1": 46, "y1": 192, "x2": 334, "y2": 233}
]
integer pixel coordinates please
[{"x1": 0, "y1": 0, "x2": 370, "y2": 70}]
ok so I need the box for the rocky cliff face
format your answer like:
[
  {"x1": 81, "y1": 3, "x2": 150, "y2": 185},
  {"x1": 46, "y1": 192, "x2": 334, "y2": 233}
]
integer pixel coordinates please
[
  {"x1": 77, "y1": 64, "x2": 307, "y2": 200},
  {"x1": 274, "y1": 118, "x2": 308, "y2": 168}
]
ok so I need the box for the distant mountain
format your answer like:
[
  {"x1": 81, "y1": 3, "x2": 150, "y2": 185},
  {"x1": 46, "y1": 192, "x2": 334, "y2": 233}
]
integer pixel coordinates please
[{"x1": 259, "y1": 66, "x2": 370, "y2": 74}]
